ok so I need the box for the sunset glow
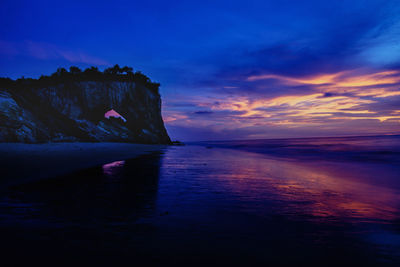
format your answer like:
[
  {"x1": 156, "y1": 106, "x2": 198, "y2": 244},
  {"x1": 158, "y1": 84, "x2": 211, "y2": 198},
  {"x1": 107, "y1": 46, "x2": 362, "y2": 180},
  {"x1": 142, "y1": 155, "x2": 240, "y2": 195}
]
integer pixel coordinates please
[
  {"x1": 2, "y1": 0, "x2": 400, "y2": 141},
  {"x1": 165, "y1": 68, "x2": 400, "y2": 139}
]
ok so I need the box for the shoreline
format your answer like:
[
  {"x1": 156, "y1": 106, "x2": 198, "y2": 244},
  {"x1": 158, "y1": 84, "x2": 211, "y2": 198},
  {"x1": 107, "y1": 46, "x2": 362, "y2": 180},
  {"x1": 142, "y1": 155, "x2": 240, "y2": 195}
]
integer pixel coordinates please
[{"x1": 0, "y1": 142, "x2": 168, "y2": 189}]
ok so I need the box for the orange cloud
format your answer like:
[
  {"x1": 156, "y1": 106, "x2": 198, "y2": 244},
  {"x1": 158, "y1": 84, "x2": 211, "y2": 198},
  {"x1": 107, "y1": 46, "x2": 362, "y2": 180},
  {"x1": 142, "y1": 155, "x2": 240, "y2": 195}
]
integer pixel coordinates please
[
  {"x1": 165, "y1": 69, "x2": 400, "y2": 137},
  {"x1": 200, "y1": 87, "x2": 399, "y2": 127},
  {"x1": 248, "y1": 70, "x2": 400, "y2": 88},
  {"x1": 163, "y1": 114, "x2": 188, "y2": 123},
  {"x1": 247, "y1": 72, "x2": 343, "y2": 85}
]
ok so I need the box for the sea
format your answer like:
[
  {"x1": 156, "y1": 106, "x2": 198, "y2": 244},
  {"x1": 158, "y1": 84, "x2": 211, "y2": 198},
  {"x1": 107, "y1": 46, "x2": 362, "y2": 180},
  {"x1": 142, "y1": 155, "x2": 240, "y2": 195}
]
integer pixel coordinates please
[{"x1": 1, "y1": 135, "x2": 400, "y2": 266}]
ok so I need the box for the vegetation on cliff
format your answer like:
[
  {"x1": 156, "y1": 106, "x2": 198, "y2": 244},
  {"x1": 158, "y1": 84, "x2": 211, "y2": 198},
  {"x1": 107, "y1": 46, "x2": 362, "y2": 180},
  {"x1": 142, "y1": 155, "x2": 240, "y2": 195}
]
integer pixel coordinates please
[{"x1": 0, "y1": 65, "x2": 160, "y2": 94}]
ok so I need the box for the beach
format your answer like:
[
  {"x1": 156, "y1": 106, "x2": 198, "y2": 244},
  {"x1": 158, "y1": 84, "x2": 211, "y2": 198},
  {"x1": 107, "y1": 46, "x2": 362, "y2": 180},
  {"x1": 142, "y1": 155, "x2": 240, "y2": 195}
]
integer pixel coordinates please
[
  {"x1": 0, "y1": 136, "x2": 400, "y2": 265},
  {"x1": 0, "y1": 142, "x2": 167, "y2": 189}
]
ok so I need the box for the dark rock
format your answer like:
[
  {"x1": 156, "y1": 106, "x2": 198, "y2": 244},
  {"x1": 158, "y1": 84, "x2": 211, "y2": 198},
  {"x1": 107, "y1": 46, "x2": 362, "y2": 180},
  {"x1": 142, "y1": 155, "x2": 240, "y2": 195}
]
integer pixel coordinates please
[
  {"x1": 171, "y1": 140, "x2": 185, "y2": 146},
  {"x1": 0, "y1": 81, "x2": 171, "y2": 144}
]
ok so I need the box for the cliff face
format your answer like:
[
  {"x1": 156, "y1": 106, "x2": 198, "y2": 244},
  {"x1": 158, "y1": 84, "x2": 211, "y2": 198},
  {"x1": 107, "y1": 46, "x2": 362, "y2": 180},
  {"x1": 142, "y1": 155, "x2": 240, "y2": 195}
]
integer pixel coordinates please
[{"x1": 0, "y1": 81, "x2": 171, "y2": 144}]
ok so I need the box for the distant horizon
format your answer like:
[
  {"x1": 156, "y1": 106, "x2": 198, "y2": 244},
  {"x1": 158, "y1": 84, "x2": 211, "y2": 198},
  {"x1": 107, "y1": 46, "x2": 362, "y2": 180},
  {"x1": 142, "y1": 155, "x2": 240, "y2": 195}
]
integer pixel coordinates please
[
  {"x1": 186, "y1": 132, "x2": 400, "y2": 143},
  {"x1": 2, "y1": 64, "x2": 400, "y2": 142}
]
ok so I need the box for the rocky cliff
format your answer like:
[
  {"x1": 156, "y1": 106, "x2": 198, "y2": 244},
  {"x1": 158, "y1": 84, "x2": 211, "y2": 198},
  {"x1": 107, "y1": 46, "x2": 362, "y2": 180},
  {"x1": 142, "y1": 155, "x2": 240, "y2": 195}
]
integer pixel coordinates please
[{"x1": 0, "y1": 68, "x2": 171, "y2": 144}]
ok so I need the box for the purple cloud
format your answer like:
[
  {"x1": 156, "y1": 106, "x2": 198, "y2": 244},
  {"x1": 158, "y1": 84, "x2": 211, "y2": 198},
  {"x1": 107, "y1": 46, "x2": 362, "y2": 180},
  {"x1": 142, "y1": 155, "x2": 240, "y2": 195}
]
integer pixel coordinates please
[{"x1": 0, "y1": 40, "x2": 109, "y2": 66}]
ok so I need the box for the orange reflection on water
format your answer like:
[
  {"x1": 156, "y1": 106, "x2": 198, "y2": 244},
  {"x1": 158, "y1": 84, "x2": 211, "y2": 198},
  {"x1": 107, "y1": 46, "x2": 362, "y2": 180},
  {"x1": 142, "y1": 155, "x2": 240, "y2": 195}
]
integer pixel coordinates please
[
  {"x1": 102, "y1": 160, "x2": 125, "y2": 176},
  {"x1": 213, "y1": 150, "x2": 400, "y2": 221}
]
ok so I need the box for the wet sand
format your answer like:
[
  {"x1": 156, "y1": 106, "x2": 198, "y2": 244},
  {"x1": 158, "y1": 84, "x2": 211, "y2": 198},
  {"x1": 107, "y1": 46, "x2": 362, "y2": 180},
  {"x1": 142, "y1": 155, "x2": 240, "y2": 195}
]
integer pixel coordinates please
[
  {"x1": 1, "y1": 144, "x2": 399, "y2": 266},
  {"x1": 0, "y1": 142, "x2": 167, "y2": 189},
  {"x1": 1, "y1": 137, "x2": 400, "y2": 266}
]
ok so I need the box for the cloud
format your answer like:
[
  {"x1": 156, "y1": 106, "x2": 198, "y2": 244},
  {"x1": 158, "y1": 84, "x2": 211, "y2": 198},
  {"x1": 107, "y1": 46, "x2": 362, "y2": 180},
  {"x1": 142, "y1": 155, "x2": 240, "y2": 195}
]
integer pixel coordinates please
[
  {"x1": 164, "y1": 68, "x2": 400, "y2": 140},
  {"x1": 194, "y1": 111, "x2": 214, "y2": 115},
  {"x1": 0, "y1": 40, "x2": 19, "y2": 56},
  {"x1": 0, "y1": 40, "x2": 109, "y2": 65},
  {"x1": 246, "y1": 69, "x2": 400, "y2": 96}
]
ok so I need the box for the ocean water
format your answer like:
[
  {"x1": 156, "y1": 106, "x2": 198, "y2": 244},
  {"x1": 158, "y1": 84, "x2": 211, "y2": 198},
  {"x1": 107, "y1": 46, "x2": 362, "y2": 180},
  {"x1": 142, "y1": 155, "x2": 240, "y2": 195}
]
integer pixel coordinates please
[{"x1": 1, "y1": 135, "x2": 400, "y2": 266}]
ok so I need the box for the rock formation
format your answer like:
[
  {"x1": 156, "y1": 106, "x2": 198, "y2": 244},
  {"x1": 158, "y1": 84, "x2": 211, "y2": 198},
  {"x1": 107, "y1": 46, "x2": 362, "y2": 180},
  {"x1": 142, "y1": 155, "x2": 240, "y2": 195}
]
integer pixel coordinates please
[{"x1": 0, "y1": 67, "x2": 171, "y2": 144}]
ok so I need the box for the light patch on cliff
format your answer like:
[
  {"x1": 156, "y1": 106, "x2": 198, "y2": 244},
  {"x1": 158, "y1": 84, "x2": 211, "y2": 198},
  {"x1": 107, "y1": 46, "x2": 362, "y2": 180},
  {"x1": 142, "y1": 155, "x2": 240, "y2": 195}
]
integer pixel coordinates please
[{"x1": 104, "y1": 109, "x2": 127, "y2": 122}]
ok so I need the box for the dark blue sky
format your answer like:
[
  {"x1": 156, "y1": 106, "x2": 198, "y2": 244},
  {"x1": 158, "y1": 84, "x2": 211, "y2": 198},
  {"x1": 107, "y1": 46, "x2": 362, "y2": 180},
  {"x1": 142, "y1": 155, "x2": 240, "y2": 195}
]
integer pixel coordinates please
[{"x1": 1, "y1": 0, "x2": 400, "y2": 140}]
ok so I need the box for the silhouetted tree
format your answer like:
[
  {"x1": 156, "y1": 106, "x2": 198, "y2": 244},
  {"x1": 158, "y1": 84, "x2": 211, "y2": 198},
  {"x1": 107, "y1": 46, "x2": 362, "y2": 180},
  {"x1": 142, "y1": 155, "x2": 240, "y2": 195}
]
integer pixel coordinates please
[
  {"x1": 0, "y1": 77, "x2": 13, "y2": 89},
  {"x1": 69, "y1": 66, "x2": 82, "y2": 75},
  {"x1": 121, "y1": 66, "x2": 133, "y2": 74},
  {"x1": 1, "y1": 65, "x2": 160, "y2": 93},
  {"x1": 104, "y1": 64, "x2": 123, "y2": 76},
  {"x1": 56, "y1": 68, "x2": 68, "y2": 76},
  {"x1": 83, "y1": 66, "x2": 101, "y2": 80}
]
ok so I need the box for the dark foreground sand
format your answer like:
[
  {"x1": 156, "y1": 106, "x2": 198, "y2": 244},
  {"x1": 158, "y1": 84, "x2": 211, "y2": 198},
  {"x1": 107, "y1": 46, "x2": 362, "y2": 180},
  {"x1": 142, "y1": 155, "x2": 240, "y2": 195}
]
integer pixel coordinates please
[{"x1": 0, "y1": 142, "x2": 167, "y2": 189}]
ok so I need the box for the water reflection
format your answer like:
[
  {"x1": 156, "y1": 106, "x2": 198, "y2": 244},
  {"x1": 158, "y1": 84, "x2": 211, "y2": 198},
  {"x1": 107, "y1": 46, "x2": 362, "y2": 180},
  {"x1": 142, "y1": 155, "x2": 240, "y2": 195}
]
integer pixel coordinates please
[
  {"x1": 2, "y1": 153, "x2": 163, "y2": 226},
  {"x1": 199, "y1": 135, "x2": 400, "y2": 163},
  {"x1": 208, "y1": 150, "x2": 400, "y2": 221},
  {"x1": 0, "y1": 152, "x2": 166, "y2": 265},
  {"x1": 1, "y1": 142, "x2": 400, "y2": 265},
  {"x1": 153, "y1": 145, "x2": 400, "y2": 264},
  {"x1": 102, "y1": 160, "x2": 125, "y2": 176},
  {"x1": 153, "y1": 146, "x2": 400, "y2": 225}
]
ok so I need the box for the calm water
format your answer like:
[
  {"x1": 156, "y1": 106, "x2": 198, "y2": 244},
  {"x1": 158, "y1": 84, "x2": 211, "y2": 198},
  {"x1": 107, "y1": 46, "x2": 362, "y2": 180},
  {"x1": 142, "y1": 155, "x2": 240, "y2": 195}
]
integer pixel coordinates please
[{"x1": 1, "y1": 136, "x2": 400, "y2": 266}]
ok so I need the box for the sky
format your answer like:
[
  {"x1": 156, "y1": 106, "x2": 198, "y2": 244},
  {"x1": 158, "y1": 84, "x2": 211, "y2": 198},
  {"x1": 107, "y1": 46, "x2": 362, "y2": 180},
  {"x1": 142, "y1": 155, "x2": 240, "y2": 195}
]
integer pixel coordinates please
[{"x1": 1, "y1": 0, "x2": 400, "y2": 141}]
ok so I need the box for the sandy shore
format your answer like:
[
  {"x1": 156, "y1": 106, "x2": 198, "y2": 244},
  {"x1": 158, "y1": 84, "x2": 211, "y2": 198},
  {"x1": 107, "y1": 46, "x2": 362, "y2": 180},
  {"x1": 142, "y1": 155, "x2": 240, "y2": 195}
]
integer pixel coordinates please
[{"x1": 0, "y1": 142, "x2": 167, "y2": 189}]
